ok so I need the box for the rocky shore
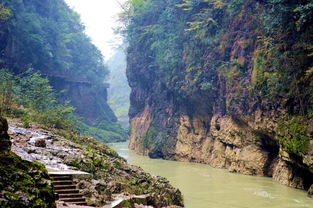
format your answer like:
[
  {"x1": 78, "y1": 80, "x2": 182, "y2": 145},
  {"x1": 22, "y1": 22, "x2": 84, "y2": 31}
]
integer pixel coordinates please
[
  {"x1": 129, "y1": 109, "x2": 313, "y2": 197},
  {"x1": 2, "y1": 118, "x2": 184, "y2": 207}
]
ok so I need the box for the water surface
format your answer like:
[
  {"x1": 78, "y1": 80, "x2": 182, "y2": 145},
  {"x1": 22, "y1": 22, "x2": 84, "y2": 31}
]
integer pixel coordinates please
[{"x1": 110, "y1": 142, "x2": 313, "y2": 208}]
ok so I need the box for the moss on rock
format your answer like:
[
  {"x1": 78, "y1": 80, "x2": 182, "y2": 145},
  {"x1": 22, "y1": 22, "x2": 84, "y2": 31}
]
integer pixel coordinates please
[
  {"x1": 277, "y1": 116, "x2": 311, "y2": 155},
  {"x1": 0, "y1": 117, "x2": 11, "y2": 153},
  {"x1": 0, "y1": 117, "x2": 56, "y2": 208}
]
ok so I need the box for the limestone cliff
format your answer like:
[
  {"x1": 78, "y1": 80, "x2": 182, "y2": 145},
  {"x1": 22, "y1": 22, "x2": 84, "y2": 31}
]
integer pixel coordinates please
[{"x1": 125, "y1": 0, "x2": 313, "y2": 196}]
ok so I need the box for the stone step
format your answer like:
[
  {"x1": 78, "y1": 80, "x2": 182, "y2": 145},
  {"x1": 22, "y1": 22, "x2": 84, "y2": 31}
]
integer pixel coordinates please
[
  {"x1": 49, "y1": 172, "x2": 88, "y2": 206},
  {"x1": 50, "y1": 175, "x2": 72, "y2": 180},
  {"x1": 61, "y1": 197, "x2": 86, "y2": 203},
  {"x1": 52, "y1": 180, "x2": 74, "y2": 185},
  {"x1": 73, "y1": 202, "x2": 88, "y2": 206},
  {"x1": 59, "y1": 193, "x2": 84, "y2": 199},
  {"x1": 54, "y1": 185, "x2": 77, "y2": 190},
  {"x1": 56, "y1": 189, "x2": 80, "y2": 194},
  {"x1": 50, "y1": 174, "x2": 72, "y2": 178}
]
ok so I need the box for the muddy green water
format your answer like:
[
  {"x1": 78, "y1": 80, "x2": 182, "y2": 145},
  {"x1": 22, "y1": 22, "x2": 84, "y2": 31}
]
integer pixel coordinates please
[{"x1": 109, "y1": 142, "x2": 313, "y2": 208}]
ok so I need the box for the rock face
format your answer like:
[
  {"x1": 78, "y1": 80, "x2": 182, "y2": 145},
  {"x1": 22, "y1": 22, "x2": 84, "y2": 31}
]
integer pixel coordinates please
[
  {"x1": 0, "y1": 117, "x2": 56, "y2": 208},
  {"x1": 173, "y1": 114, "x2": 279, "y2": 176},
  {"x1": 8, "y1": 122, "x2": 184, "y2": 208},
  {"x1": 127, "y1": 82, "x2": 313, "y2": 192},
  {"x1": 48, "y1": 75, "x2": 117, "y2": 126},
  {"x1": 126, "y1": 0, "x2": 313, "y2": 196}
]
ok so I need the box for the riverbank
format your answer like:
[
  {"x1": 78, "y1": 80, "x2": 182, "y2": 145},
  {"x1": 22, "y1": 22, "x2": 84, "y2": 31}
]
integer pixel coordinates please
[{"x1": 5, "y1": 118, "x2": 183, "y2": 207}]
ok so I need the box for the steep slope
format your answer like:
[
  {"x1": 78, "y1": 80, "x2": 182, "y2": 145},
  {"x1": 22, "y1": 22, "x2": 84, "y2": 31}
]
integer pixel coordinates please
[
  {"x1": 0, "y1": 0, "x2": 125, "y2": 142},
  {"x1": 0, "y1": 117, "x2": 56, "y2": 207},
  {"x1": 124, "y1": 0, "x2": 313, "y2": 195}
]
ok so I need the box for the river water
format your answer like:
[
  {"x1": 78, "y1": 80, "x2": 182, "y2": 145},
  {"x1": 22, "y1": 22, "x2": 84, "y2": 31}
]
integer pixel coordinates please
[{"x1": 109, "y1": 142, "x2": 313, "y2": 208}]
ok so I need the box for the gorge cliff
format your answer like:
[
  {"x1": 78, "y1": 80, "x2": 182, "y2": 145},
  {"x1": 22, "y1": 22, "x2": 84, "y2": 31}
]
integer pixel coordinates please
[
  {"x1": 0, "y1": 0, "x2": 125, "y2": 142},
  {"x1": 124, "y1": 0, "x2": 313, "y2": 195}
]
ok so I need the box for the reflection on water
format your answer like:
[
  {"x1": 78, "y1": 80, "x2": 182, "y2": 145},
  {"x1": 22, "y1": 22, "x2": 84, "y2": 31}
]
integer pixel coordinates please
[{"x1": 109, "y1": 142, "x2": 313, "y2": 208}]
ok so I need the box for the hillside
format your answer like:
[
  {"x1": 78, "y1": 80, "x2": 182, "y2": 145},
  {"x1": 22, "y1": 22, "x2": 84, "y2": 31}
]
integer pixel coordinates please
[
  {"x1": 0, "y1": 0, "x2": 126, "y2": 142},
  {"x1": 0, "y1": 116, "x2": 183, "y2": 207},
  {"x1": 123, "y1": 0, "x2": 313, "y2": 196}
]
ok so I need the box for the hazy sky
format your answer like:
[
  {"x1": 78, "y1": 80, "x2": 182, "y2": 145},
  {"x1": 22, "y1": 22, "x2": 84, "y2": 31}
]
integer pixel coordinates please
[{"x1": 64, "y1": 0, "x2": 125, "y2": 60}]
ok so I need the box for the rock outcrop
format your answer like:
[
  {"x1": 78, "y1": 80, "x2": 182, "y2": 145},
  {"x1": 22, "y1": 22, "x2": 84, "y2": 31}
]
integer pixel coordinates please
[
  {"x1": 8, "y1": 121, "x2": 184, "y2": 208},
  {"x1": 48, "y1": 74, "x2": 116, "y2": 126},
  {"x1": 0, "y1": 117, "x2": 56, "y2": 207},
  {"x1": 128, "y1": 86, "x2": 313, "y2": 194}
]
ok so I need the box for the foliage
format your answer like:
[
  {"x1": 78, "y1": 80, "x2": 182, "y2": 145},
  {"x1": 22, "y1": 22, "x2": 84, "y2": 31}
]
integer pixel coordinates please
[
  {"x1": 15, "y1": 69, "x2": 57, "y2": 111},
  {"x1": 0, "y1": 0, "x2": 108, "y2": 82},
  {"x1": 0, "y1": 69, "x2": 75, "y2": 129},
  {"x1": 142, "y1": 127, "x2": 156, "y2": 149},
  {"x1": 277, "y1": 116, "x2": 310, "y2": 155},
  {"x1": 122, "y1": 0, "x2": 313, "y2": 111},
  {"x1": 0, "y1": 4, "x2": 11, "y2": 21},
  {"x1": 0, "y1": 69, "x2": 15, "y2": 115},
  {"x1": 0, "y1": 69, "x2": 126, "y2": 142}
]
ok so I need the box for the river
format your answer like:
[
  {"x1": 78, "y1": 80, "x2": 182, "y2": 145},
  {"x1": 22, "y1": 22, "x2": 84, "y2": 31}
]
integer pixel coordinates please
[{"x1": 109, "y1": 142, "x2": 313, "y2": 208}]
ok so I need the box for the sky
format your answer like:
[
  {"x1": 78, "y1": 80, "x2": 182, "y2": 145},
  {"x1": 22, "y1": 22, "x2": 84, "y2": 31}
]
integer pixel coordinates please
[{"x1": 64, "y1": 0, "x2": 125, "y2": 60}]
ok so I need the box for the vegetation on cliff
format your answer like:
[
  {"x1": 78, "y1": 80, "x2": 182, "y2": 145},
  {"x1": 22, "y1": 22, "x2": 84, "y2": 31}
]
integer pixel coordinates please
[
  {"x1": 0, "y1": 0, "x2": 126, "y2": 142},
  {"x1": 122, "y1": 0, "x2": 313, "y2": 158},
  {"x1": 122, "y1": 0, "x2": 313, "y2": 194}
]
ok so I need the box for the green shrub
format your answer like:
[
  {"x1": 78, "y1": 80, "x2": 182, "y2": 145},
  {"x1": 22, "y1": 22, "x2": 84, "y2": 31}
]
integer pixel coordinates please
[
  {"x1": 142, "y1": 127, "x2": 156, "y2": 149},
  {"x1": 0, "y1": 68, "x2": 75, "y2": 130},
  {"x1": 277, "y1": 116, "x2": 310, "y2": 155},
  {"x1": 0, "y1": 69, "x2": 15, "y2": 116}
]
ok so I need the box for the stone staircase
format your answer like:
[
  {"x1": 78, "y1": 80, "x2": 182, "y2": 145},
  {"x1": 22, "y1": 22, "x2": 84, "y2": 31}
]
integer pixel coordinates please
[{"x1": 50, "y1": 173, "x2": 88, "y2": 206}]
